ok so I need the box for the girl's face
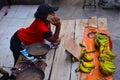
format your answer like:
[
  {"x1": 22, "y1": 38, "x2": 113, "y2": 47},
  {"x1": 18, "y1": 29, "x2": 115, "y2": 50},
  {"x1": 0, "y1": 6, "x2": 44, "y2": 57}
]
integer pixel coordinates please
[
  {"x1": 46, "y1": 12, "x2": 56, "y2": 24},
  {"x1": 49, "y1": 11, "x2": 55, "y2": 16}
]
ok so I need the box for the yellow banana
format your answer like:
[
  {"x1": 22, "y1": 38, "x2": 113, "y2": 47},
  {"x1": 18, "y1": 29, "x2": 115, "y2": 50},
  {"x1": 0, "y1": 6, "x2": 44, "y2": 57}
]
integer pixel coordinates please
[
  {"x1": 75, "y1": 62, "x2": 81, "y2": 72},
  {"x1": 82, "y1": 60, "x2": 95, "y2": 68},
  {"x1": 82, "y1": 54, "x2": 93, "y2": 62},
  {"x1": 79, "y1": 42, "x2": 86, "y2": 48},
  {"x1": 104, "y1": 49, "x2": 116, "y2": 58},
  {"x1": 80, "y1": 49, "x2": 86, "y2": 59},
  {"x1": 75, "y1": 62, "x2": 92, "y2": 73},
  {"x1": 71, "y1": 56, "x2": 78, "y2": 62},
  {"x1": 81, "y1": 50, "x2": 86, "y2": 55},
  {"x1": 86, "y1": 50, "x2": 96, "y2": 53}
]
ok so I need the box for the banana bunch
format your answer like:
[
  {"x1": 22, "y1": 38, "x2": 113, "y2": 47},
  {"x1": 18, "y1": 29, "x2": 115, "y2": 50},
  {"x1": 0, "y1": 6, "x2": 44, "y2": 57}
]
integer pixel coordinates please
[
  {"x1": 82, "y1": 52, "x2": 93, "y2": 62},
  {"x1": 80, "y1": 50, "x2": 94, "y2": 62},
  {"x1": 99, "y1": 49, "x2": 116, "y2": 75},
  {"x1": 72, "y1": 42, "x2": 96, "y2": 73},
  {"x1": 94, "y1": 33, "x2": 108, "y2": 48},
  {"x1": 94, "y1": 32, "x2": 116, "y2": 76},
  {"x1": 71, "y1": 50, "x2": 94, "y2": 62},
  {"x1": 99, "y1": 49, "x2": 116, "y2": 61},
  {"x1": 75, "y1": 60, "x2": 95, "y2": 72},
  {"x1": 99, "y1": 60, "x2": 116, "y2": 76},
  {"x1": 71, "y1": 45, "x2": 95, "y2": 62},
  {"x1": 75, "y1": 49, "x2": 95, "y2": 73}
]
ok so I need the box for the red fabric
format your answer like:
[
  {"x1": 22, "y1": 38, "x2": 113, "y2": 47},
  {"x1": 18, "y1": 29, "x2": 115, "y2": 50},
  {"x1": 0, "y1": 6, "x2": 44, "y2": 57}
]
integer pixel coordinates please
[{"x1": 17, "y1": 19, "x2": 49, "y2": 45}]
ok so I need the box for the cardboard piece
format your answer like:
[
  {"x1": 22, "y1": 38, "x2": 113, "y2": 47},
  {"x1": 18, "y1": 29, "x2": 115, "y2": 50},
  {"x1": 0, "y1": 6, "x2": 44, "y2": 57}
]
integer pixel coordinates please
[{"x1": 63, "y1": 33, "x2": 81, "y2": 60}]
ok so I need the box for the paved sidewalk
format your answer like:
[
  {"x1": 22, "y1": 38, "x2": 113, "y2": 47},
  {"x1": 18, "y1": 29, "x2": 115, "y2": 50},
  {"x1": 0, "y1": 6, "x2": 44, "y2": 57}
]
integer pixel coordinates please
[{"x1": 0, "y1": 5, "x2": 38, "y2": 76}]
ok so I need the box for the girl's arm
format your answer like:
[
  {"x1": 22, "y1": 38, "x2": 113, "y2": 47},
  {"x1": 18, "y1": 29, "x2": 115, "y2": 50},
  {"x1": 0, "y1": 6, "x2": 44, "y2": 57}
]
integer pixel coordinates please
[{"x1": 46, "y1": 16, "x2": 61, "y2": 45}]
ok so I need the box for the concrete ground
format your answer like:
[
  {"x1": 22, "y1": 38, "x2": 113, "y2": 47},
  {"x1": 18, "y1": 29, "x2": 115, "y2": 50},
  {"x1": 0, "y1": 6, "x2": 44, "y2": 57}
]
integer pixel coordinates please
[{"x1": 0, "y1": 0, "x2": 120, "y2": 79}]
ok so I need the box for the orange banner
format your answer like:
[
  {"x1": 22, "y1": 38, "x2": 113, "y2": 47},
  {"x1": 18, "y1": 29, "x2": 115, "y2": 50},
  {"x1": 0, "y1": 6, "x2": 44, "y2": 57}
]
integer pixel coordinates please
[{"x1": 80, "y1": 26, "x2": 112, "y2": 80}]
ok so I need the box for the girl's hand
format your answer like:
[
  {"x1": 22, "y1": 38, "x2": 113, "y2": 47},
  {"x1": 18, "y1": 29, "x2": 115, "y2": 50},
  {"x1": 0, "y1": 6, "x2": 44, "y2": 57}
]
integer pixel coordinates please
[
  {"x1": 47, "y1": 14, "x2": 61, "y2": 27},
  {"x1": 52, "y1": 38, "x2": 61, "y2": 46},
  {"x1": 53, "y1": 16, "x2": 61, "y2": 27}
]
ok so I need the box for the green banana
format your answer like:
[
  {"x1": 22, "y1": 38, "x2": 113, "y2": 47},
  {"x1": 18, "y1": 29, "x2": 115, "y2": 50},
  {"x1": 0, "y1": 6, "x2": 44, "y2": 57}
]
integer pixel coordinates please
[
  {"x1": 95, "y1": 33, "x2": 116, "y2": 76},
  {"x1": 99, "y1": 53, "x2": 113, "y2": 61},
  {"x1": 99, "y1": 45, "x2": 105, "y2": 54},
  {"x1": 94, "y1": 33, "x2": 108, "y2": 47},
  {"x1": 96, "y1": 33, "x2": 107, "y2": 40},
  {"x1": 100, "y1": 61, "x2": 115, "y2": 75},
  {"x1": 104, "y1": 60, "x2": 116, "y2": 69},
  {"x1": 82, "y1": 60, "x2": 95, "y2": 68},
  {"x1": 104, "y1": 49, "x2": 116, "y2": 58},
  {"x1": 99, "y1": 56, "x2": 112, "y2": 62},
  {"x1": 99, "y1": 61, "x2": 110, "y2": 75},
  {"x1": 103, "y1": 63, "x2": 115, "y2": 75},
  {"x1": 99, "y1": 39, "x2": 108, "y2": 46},
  {"x1": 103, "y1": 50, "x2": 115, "y2": 59},
  {"x1": 94, "y1": 36, "x2": 100, "y2": 47},
  {"x1": 82, "y1": 54, "x2": 93, "y2": 62}
]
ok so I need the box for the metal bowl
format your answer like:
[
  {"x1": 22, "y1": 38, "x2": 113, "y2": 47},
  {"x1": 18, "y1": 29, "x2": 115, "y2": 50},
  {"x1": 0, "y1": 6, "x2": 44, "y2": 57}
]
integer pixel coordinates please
[
  {"x1": 26, "y1": 42, "x2": 50, "y2": 56},
  {"x1": 16, "y1": 67, "x2": 45, "y2": 80}
]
